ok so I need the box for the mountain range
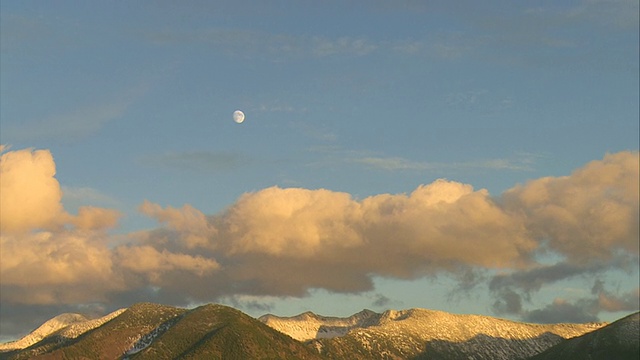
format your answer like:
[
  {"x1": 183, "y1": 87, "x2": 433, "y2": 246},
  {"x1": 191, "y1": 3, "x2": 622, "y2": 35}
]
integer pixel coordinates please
[{"x1": 1, "y1": 302, "x2": 637, "y2": 359}]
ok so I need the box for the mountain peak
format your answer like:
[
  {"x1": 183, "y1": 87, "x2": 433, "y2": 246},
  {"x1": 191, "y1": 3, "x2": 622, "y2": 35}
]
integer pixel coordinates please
[
  {"x1": 2, "y1": 304, "x2": 636, "y2": 360},
  {"x1": 0, "y1": 313, "x2": 89, "y2": 350},
  {"x1": 0, "y1": 310, "x2": 129, "y2": 352},
  {"x1": 259, "y1": 309, "x2": 383, "y2": 341}
]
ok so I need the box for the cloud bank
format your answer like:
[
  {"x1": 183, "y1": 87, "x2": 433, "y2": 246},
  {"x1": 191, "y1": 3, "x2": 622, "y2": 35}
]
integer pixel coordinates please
[{"x1": 1, "y1": 147, "x2": 638, "y2": 336}]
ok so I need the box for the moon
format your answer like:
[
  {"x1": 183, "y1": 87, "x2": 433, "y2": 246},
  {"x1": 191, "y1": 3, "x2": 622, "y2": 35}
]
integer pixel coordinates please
[{"x1": 233, "y1": 110, "x2": 245, "y2": 124}]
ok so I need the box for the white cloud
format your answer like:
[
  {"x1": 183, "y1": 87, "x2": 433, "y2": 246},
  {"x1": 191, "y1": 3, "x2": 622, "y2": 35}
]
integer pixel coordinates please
[{"x1": 0, "y1": 147, "x2": 637, "y2": 329}]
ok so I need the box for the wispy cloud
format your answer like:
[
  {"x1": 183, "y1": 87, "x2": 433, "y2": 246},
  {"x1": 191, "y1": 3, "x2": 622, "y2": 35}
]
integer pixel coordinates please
[
  {"x1": 311, "y1": 36, "x2": 378, "y2": 57},
  {"x1": 138, "y1": 151, "x2": 251, "y2": 172},
  {"x1": 5, "y1": 84, "x2": 147, "y2": 142},
  {"x1": 145, "y1": 26, "x2": 480, "y2": 63},
  {"x1": 62, "y1": 186, "x2": 121, "y2": 209},
  {"x1": 350, "y1": 153, "x2": 538, "y2": 172},
  {"x1": 352, "y1": 156, "x2": 432, "y2": 171},
  {"x1": 560, "y1": 0, "x2": 639, "y2": 29},
  {"x1": 147, "y1": 29, "x2": 380, "y2": 61}
]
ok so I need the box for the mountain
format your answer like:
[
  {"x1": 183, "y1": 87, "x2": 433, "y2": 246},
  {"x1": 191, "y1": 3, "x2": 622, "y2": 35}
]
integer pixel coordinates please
[
  {"x1": 0, "y1": 309, "x2": 125, "y2": 352},
  {"x1": 2, "y1": 303, "x2": 637, "y2": 360},
  {"x1": 0, "y1": 303, "x2": 323, "y2": 360},
  {"x1": 259, "y1": 309, "x2": 381, "y2": 341},
  {"x1": 528, "y1": 312, "x2": 639, "y2": 360},
  {"x1": 0, "y1": 313, "x2": 89, "y2": 352},
  {"x1": 261, "y1": 308, "x2": 607, "y2": 360}
]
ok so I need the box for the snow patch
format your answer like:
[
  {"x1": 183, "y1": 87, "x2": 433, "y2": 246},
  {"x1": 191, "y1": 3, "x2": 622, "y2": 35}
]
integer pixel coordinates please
[
  {"x1": 259, "y1": 309, "x2": 381, "y2": 341},
  {"x1": 0, "y1": 309, "x2": 126, "y2": 351}
]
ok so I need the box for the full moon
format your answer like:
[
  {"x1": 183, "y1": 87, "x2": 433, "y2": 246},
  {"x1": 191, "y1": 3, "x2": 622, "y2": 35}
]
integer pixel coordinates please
[{"x1": 233, "y1": 110, "x2": 245, "y2": 124}]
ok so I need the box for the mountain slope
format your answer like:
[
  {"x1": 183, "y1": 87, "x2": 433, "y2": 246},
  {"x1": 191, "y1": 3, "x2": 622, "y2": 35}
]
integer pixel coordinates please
[
  {"x1": 0, "y1": 313, "x2": 89, "y2": 352},
  {"x1": 126, "y1": 303, "x2": 324, "y2": 359},
  {"x1": 4, "y1": 304, "x2": 633, "y2": 360},
  {"x1": 265, "y1": 308, "x2": 605, "y2": 360},
  {"x1": 0, "y1": 303, "x2": 186, "y2": 360},
  {"x1": 528, "y1": 312, "x2": 639, "y2": 360},
  {"x1": 0, "y1": 303, "x2": 324, "y2": 360},
  {"x1": 0, "y1": 308, "x2": 126, "y2": 354}
]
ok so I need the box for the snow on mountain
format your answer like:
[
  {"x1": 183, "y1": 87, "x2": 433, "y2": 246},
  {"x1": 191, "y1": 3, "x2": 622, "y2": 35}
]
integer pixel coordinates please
[
  {"x1": 2, "y1": 304, "x2": 626, "y2": 360},
  {"x1": 0, "y1": 313, "x2": 89, "y2": 351},
  {"x1": 123, "y1": 312, "x2": 183, "y2": 357},
  {"x1": 0, "y1": 309, "x2": 126, "y2": 351},
  {"x1": 261, "y1": 308, "x2": 607, "y2": 359},
  {"x1": 258, "y1": 309, "x2": 381, "y2": 341},
  {"x1": 56, "y1": 309, "x2": 126, "y2": 340},
  {"x1": 369, "y1": 308, "x2": 604, "y2": 342},
  {"x1": 261, "y1": 308, "x2": 604, "y2": 343}
]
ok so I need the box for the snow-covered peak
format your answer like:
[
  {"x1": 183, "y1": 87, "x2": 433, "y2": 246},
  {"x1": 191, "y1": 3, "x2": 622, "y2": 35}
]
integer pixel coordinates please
[
  {"x1": 261, "y1": 307, "x2": 607, "y2": 344},
  {"x1": 0, "y1": 309, "x2": 126, "y2": 351},
  {"x1": 0, "y1": 313, "x2": 89, "y2": 351},
  {"x1": 259, "y1": 309, "x2": 382, "y2": 341}
]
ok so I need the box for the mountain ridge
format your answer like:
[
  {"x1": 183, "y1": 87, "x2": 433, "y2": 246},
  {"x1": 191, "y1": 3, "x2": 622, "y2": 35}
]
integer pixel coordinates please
[
  {"x1": 264, "y1": 307, "x2": 610, "y2": 359},
  {"x1": 1, "y1": 303, "x2": 637, "y2": 360}
]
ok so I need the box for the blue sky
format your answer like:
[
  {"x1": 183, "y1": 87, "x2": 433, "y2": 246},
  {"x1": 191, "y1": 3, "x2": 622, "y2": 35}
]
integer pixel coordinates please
[{"x1": 1, "y1": 0, "x2": 638, "y2": 341}]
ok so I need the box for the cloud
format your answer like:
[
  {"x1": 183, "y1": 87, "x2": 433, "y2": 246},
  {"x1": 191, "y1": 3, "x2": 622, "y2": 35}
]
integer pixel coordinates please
[
  {"x1": 489, "y1": 262, "x2": 615, "y2": 296},
  {"x1": 490, "y1": 268, "x2": 640, "y2": 321},
  {"x1": 371, "y1": 294, "x2": 393, "y2": 308},
  {"x1": 145, "y1": 26, "x2": 479, "y2": 63},
  {"x1": 1, "y1": 147, "x2": 124, "y2": 305},
  {"x1": 1, "y1": 147, "x2": 637, "y2": 339},
  {"x1": 492, "y1": 287, "x2": 524, "y2": 316},
  {"x1": 353, "y1": 156, "x2": 432, "y2": 171},
  {"x1": 71, "y1": 206, "x2": 121, "y2": 231},
  {"x1": 0, "y1": 148, "x2": 123, "y2": 234},
  {"x1": 311, "y1": 36, "x2": 378, "y2": 57},
  {"x1": 503, "y1": 151, "x2": 639, "y2": 263},
  {"x1": 138, "y1": 151, "x2": 251, "y2": 172},
  {"x1": 350, "y1": 153, "x2": 537, "y2": 172},
  {"x1": 115, "y1": 245, "x2": 219, "y2": 282},
  {"x1": 5, "y1": 91, "x2": 140, "y2": 142},
  {"x1": 524, "y1": 298, "x2": 600, "y2": 324},
  {"x1": 0, "y1": 148, "x2": 65, "y2": 233},
  {"x1": 521, "y1": 278, "x2": 639, "y2": 324},
  {"x1": 565, "y1": 0, "x2": 639, "y2": 29},
  {"x1": 592, "y1": 279, "x2": 640, "y2": 313},
  {"x1": 219, "y1": 295, "x2": 274, "y2": 313},
  {"x1": 0, "y1": 231, "x2": 121, "y2": 305},
  {"x1": 148, "y1": 28, "x2": 380, "y2": 61}
]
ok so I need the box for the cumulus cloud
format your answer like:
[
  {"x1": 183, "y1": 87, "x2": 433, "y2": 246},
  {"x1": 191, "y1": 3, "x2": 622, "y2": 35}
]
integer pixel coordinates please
[
  {"x1": 185, "y1": 180, "x2": 535, "y2": 299},
  {"x1": 0, "y1": 147, "x2": 124, "y2": 235},
  {"x1": 0, "y1": 148, "x2": 65, "y2": 233},
  {"x1": 503, "y1": 151, "x2": 639, "y2": 263},
  {"x1": 0, "y1": 230, "x2": 121, "y2": 305},
  {"x1": 115, "y1": 245, "x2": 219, "y2": 282},
  {"x1": 0, "y1": 148, "x2": 126, "y2": 306},
  {"x1": 1, "y1": 147, "x2": 638, "y2": 338}
]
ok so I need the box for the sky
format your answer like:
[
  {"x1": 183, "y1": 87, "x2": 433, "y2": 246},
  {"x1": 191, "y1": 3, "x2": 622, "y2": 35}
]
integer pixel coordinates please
[{"x1": 0, "y1": 0, "x2": 638, "y2": 342}]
